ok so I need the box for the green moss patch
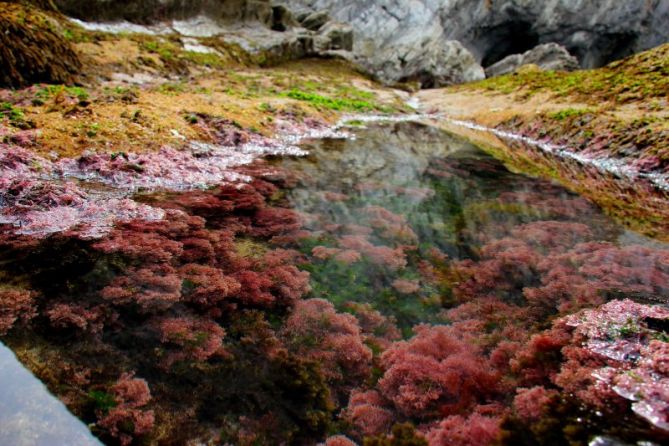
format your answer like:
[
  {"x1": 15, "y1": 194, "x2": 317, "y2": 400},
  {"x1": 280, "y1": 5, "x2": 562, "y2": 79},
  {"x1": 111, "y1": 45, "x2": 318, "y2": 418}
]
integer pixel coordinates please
[{"x1": 467, "y1": 44, "x2": 669, "y2": 105}]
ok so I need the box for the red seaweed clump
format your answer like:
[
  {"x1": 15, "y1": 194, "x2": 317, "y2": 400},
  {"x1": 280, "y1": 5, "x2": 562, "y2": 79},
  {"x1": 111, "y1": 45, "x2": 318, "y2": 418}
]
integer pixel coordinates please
[
  {"x1": 346, "y1": 390, "x2": 395, "y2": 437},
  {"x1": 97, "y1": 373, "x2": 155, "y2": 446},
  {"x1": 282, "y1": 299, "x2": 373, "y2": 390},
  {"x1": 156, "y1": 316, "x2": 228, "y2": 367},
  {"x1": 338, "y1": 235, "x2": 408, "y2": 270},
  {"x1": 0, "y1": 287, "x2": 36, "y2": 334},
  {"x1": 425, "y1": 411, "x2": 503, "y2": 446},
  {"x1": 454, "y1": 221, "x2": 669, "y2": 317},
  {"x1": 377, "y1": 325, "x2": 500, "y2": 418}
]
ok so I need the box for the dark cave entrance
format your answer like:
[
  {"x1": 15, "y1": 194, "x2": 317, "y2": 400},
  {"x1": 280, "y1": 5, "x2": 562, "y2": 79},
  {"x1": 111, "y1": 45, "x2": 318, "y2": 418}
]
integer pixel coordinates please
[{"x1": 480, "y1": 21, "x2": 540, "y2": 67}]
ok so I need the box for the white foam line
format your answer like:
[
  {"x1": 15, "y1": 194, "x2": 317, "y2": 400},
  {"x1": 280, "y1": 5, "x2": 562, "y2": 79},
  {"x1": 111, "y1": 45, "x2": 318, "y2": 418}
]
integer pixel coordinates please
[{"x1": 445, "y1": 118, "x2": 669, "y2": 192}]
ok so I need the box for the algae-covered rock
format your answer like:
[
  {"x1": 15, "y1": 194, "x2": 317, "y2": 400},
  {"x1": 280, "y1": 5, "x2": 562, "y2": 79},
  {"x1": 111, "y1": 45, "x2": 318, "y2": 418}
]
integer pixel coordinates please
[
  {"x1": 0, "y1": 3, "x2": 81, "y2": 87},
  {"x1": 13, "y1": 0, "x2": 58, "y2": 10}
]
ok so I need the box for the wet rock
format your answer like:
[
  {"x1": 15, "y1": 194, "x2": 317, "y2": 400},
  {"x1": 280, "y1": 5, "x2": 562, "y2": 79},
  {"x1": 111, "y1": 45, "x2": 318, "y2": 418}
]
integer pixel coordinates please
[{"x1": 485, "y1": 43, "x2": 580, "y2": 78}]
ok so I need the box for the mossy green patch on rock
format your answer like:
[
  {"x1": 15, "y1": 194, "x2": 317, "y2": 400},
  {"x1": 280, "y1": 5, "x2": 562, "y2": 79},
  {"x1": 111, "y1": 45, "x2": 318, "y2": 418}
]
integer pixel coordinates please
[{"x1": 0, "y1": 3, "x2": 82, "y2": 87}]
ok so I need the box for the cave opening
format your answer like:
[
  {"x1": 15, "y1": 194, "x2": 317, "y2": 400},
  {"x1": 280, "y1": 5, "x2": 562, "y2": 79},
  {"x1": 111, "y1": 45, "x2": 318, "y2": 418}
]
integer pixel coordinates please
[
  {"x1": 481, "y1": 21, "x2": 540, "y2": 67},
  {"x1": 271, "y1": 5, "x2": 289, "y2": 32}
]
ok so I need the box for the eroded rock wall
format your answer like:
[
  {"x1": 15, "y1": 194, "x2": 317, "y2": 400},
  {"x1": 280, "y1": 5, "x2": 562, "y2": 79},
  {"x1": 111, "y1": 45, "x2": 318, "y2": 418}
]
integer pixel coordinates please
[{"x1": 283, "y1": 0, "x2": 669, "y2": 80}]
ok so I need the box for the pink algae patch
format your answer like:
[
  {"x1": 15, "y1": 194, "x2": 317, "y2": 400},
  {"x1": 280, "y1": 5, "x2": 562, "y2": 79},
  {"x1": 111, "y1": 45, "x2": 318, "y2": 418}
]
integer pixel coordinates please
[
  {"x1": 98, "y1": 373, "x2": 155, "y2": 446},
  {"x1": 0, "y1": 117, "x2": 321, "y2": 238},
  {"x1": 564, "y1": 300, "x2": 669, "y2": 431}
]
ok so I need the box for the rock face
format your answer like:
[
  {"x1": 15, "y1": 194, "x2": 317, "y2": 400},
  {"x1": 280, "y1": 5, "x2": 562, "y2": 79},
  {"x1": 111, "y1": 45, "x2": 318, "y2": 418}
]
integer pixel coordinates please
[
  {"x1": 485, "y1": 43, "x2": 580, "y2": 78},
  {"x1": 371, "y1": 39, "x2": 484, "y2": 88},
  {"x1": 55, "y1": 0, "x2": 669, "y2": 87},
  {"x1": 58, "y1": 0, "x2": 354, "y2": 67},
  {"x1": 282, "y1": 0, "x2": 669, "y2": 83}
]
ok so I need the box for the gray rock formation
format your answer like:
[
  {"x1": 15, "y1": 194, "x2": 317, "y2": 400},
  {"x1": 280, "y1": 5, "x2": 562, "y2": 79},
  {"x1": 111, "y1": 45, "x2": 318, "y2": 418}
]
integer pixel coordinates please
[
  {"x1": 485, "y1": 43, "x2": 580, "y2": 78},
  {"x1": 56, "y1": 0, "x2": 669, "y2": 87},
  {"x1": 58, "y1": 0, "x2": 354, "y2": 67},
  {"x1": 369, "y1": 39, "x2": 484, "y2": 87},
  {"x1": 281, "y1": 0, "x2": 669, "y2": 84},
  {"x1": 300, "y1": 10, "x2": 330, "y2": 30}
]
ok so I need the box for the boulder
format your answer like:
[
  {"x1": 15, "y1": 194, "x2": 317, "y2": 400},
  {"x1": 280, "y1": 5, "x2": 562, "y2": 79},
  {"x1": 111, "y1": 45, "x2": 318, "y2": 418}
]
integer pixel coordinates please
[
  {"x1": 364, "y1": 39, "x2": 484, "y2": 88},
  {"x1": 300, "y1": 10, "x2": 329, "y2": 31},
  {"x1": 485, "y1": 43, "x2": 579, "y2": 78},
  {"x1": 317, "y1": 22, "x2": 353, "y2": 51}
]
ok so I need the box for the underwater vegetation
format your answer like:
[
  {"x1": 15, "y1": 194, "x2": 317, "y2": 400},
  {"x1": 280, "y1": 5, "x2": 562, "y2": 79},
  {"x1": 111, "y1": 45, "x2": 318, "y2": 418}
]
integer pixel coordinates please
[{"x1": 0, "y1": 121, "x2": 668, "y2": 445}]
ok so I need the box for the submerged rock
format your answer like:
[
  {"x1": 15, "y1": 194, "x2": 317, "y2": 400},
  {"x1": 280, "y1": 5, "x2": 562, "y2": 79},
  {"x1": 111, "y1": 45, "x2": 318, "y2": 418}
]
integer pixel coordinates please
[{"x1": 485, "y1": 43, "x2": 580, "y2": 78}]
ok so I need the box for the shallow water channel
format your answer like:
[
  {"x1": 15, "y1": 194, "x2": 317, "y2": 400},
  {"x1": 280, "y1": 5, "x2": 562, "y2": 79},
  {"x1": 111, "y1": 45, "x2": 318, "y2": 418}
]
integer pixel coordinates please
[{"x1": 0, "y1": 121, "x2": 667, "y2": 444}]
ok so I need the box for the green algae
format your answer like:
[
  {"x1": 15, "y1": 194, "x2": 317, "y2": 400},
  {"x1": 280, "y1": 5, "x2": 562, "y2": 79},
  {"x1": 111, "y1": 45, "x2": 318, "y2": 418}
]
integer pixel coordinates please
[{"x1": 284, "y1": 89, "x2": 380, "y2": 112}]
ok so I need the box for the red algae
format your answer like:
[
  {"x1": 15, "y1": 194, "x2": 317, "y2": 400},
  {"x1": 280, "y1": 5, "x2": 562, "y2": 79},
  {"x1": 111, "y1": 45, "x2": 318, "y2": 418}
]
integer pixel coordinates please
[
  {"x1": 378, "y1": 325, "x2": 500, "y2": 418},
  {"x1": 0, "y1": 114, "x2": 328, "y2": 239},
  {"x1": 0, "y1": 288, "x2": 36, "y2": 334},
  {"x1": 426, "y1": 412, "x2": 503, "y2": 446},
  {"x1": 563, "y1": 300, "x2": 669, "y2": 431},
  {"x1": 98, "y1": 373, "x2": 155, "y2": 446},
  {"x1": 1, "y1": 120, "x2": 668, "y2": 446},
  {"x1": 283, "y1": 299, "x2": 372, "y2": 388}
]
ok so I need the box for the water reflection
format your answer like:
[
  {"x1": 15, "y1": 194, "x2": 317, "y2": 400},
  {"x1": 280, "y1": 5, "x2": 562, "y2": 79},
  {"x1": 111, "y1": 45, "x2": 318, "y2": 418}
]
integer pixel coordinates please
[
  {"x1": 0, "y1": 342, "x2": 101, "y2": 446},
  {"x1": 277, "y1": 122, "x2": 654, "y2": 328},
  {"x1": 284, "y1": 122, "x2": 622, "y2": 256}
]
